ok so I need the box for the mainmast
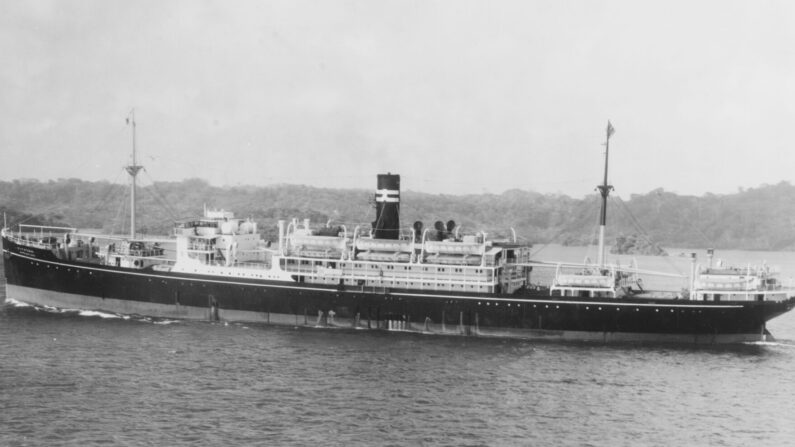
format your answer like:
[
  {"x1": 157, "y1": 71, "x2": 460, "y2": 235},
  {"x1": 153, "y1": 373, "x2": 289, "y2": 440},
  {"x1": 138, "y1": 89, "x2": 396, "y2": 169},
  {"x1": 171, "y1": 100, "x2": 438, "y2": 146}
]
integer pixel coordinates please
[
  {"x1": 125, "y1": 109, "x2": 142, "y2": 239},
  {"x1": 596, "y1": 121, "x2": 615, "y2": 267}
]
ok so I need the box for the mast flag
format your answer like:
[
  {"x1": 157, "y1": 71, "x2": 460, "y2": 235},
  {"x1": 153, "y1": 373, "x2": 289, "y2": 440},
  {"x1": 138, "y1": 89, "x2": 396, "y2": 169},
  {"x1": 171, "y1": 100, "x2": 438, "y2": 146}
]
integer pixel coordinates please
[{"x1": 607, "y1": 121, "x2": 615, "y2": 138}]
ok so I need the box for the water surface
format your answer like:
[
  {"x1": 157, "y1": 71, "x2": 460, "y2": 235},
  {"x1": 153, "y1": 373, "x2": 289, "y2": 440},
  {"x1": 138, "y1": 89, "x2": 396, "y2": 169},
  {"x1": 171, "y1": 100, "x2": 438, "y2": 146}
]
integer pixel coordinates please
[{"x1": 3, "y1": 248, "x2": 795, "y2": 446}]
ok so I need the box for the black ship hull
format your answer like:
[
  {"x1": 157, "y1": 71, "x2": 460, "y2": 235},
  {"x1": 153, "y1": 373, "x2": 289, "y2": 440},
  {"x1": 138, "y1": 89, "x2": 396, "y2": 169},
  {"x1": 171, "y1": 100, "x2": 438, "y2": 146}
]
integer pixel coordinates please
[{"x1": 4, "y1": 237, "x2": 794, "y2": 344}]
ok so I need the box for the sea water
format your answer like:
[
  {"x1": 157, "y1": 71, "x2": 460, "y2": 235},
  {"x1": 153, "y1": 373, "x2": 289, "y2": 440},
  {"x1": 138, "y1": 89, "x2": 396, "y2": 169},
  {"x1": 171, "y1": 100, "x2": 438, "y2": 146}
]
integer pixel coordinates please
[{"x1": 2, "y1": 248, "x2": 795, "y2": 446}]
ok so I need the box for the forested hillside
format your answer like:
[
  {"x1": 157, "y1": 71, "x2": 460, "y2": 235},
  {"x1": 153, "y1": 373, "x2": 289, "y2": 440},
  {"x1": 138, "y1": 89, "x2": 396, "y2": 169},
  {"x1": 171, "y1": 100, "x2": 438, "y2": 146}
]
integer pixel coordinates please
[{"x1": 1, "y1": 178, "x2": 794, "y2": 251}]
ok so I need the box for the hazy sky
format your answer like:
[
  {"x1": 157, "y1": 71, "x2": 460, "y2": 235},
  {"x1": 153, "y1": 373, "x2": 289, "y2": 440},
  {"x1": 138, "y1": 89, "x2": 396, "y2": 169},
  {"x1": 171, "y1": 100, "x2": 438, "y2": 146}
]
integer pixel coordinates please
[{"x1": 2, "y1": 0, "x2": 794, "y2": 198}]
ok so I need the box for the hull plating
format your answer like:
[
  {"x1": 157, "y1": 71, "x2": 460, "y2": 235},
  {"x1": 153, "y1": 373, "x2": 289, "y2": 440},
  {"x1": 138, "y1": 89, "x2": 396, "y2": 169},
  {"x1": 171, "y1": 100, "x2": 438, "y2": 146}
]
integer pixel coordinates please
[{"x1": 4, "y1": 284, "x2": 769, "y2": 344}]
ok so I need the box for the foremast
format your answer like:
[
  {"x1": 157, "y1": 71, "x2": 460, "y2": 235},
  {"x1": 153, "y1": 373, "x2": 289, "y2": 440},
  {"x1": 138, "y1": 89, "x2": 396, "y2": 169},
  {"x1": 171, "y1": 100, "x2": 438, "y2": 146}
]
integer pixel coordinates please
[
  {"x1": 596, "y1": 121, "x2": 615, "y2": 268},
  {"x1": 125, "y1": 109, "x2": 142, "y2": 239}
]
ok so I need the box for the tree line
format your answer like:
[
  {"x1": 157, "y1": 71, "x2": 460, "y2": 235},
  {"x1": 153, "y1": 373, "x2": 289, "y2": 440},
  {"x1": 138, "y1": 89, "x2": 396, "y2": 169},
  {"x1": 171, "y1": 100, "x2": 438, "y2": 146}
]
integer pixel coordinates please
[{"x1": 1, "y1": 178, "x2": 794, "y2": 251}]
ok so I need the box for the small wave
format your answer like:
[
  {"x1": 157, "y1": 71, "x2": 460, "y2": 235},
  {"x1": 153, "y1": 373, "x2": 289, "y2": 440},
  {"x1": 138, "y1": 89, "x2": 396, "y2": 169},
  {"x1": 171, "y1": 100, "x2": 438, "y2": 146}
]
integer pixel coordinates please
[
  {"x1": 5, "y1": 298, "x2": 80, "y2": 315},
  {"x1": 4, "y1": 298, "x2": 33, "y2": 308},
  {"x1": 5, "y1": 299, "x2": 181, "y2": 325},
  {"x1": 153, "y1": 319, "x2": 180, "y2": 325},
  {"x1": 745, "y1": 340, "x2": 795, "y2": 349},
  {"x1": 41, "y1": 303, "x2": 68, "y2": 313},
  {"x1": 128, "y1": 315, "x2": 181, "y2": 325},
  {"x1": 8, "y1": 301, "x2": 121, "y2": 319},
  {"x1": 78, "y1": 310, "x2": 123, "y2": 319}
]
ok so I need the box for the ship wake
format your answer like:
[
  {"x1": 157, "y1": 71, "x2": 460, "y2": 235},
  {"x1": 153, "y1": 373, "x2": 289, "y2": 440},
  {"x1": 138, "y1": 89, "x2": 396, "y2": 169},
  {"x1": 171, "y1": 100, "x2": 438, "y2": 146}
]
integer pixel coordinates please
[{"x1": 4, "y1": 298, "x2": 180, "y2": 325}]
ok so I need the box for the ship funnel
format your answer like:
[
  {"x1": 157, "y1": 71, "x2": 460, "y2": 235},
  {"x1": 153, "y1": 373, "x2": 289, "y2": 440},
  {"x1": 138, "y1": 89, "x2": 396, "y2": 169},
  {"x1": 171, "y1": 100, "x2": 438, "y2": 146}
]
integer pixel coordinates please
[{"x1": 373, "y1": 173, "x2": 400, "y2": 240}]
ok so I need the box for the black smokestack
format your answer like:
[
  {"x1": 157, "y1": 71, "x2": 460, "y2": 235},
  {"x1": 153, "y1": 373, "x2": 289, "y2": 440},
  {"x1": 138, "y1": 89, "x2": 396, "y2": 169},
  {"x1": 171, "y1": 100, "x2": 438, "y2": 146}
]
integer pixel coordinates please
[{"x1": 373, "y1": 173, "x2": 400, "y2": 239}]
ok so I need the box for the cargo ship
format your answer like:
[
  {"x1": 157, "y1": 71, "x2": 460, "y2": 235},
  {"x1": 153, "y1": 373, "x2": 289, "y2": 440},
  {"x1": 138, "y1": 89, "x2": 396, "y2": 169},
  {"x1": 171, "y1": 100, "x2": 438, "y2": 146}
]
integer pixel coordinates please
[{"x1": 3, "y1": 121, "x2": 794, "y2": 343}]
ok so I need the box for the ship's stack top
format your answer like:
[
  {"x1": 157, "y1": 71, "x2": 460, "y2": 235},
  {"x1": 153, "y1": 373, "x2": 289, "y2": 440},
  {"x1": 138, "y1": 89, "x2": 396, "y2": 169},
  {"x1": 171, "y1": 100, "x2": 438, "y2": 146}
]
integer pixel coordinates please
[{"x1": 373, "y1": 173, "x2": 400, "y2": 240}]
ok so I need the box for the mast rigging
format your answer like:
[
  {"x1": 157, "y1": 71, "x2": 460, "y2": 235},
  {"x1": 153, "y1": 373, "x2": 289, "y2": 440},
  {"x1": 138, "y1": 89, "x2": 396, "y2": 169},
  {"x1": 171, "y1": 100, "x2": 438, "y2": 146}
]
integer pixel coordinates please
[
  {"x1": 124, "y1": 109, "x2": 142, "y2": 239},
  {"x1": 596, "y1": 121, "x2": 615, "y2": 267}
]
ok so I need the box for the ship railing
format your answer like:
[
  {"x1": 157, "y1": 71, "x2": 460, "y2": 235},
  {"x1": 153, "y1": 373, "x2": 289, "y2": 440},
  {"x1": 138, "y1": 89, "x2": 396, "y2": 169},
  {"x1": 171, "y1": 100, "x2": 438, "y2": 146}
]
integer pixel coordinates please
[
  {"x1": 700, "y1": 265, "x2": 780, "y2": 275},
  {"x1": 691, "y1": 288, "x2": 793, "y2": 302},
  {"x1": 10, "y1": 225, "x2": 166, "y2": 242},
  {"x1": 279, "y1": 263, "x2": 498, "y2": 287},
  {"x1": 354, "y1": 279, "x2": 497, "y2": 292},
  {"x1": 122, "y1": 249, "x2": 166, "y2": 258},
  {"x1": 143, "y1": 257, "x2": 176, "y2": 266},
  {"x1": 351, "y1": 275, "x2": 497, "y2": 288},
  {"x1": 279, "y1": 254, "x2": 494, "y2": 272},
  {"x1": 3, "y1": 231, "x2": 53, "y2": 248},
  {"x1": 6, "y1": 225, "x2": 78, "y2": 247},
  {"x1": 179, "y1": 259, "x2": 271, "y2": 269},
  {"x1": 550, "y1": 285, "x2": 619, "y2": 298},
  {"x1": 553, "y1": 275, "x2": 613, "y2": 288},
  {"x1": 18, "y1": 224, "x2": 78, "y2": 234},
  {"x1": 230, "y1": 261, "x2": 272, "y2": 270},
  {"x1": 281, "y1": 266, "x2": 497, "y2": 284},
  {"x1": 694, "y1": 280, "x2": 760, "y2": 291},
  {"x1": 104, "y1": 253, "x2": 176, "y2": 264},
  {"x1": 14, "y1": 226, "x2": 117, "y2": 243},
  {"x1": 77, "y1": 233, "x2": 172, "y2": 247}
]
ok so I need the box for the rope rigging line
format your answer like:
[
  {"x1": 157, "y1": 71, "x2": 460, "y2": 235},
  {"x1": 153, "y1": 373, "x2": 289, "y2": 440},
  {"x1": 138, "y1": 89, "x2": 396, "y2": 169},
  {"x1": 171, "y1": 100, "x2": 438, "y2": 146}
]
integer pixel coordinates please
[
  {"x1": 5, "y1": 212, "x2": 47, "y2": 230},
  {"x1": 4, "y1": 168, "x2": 127, "y2": 230},
  {"x1": 109, "y1": 183, "x2": 130, "y2": 237},
  {"x1": 610, "y1": 196, "x2": 685, "y2": 275},
  {"x1": 137, "y1": 188, "x2": 180, "y2": 233},
  {"x1": 652, "y1": 192, "x2": 715, "y2": 248},
  {"x1": 530, "y1": 196, "x2": 602, "y2": 259},
  {"x1": 610, "y1": 196, "x2": 655, "y2": 243},
  {"x1": 85, "y1": 169, "x2": 127, "y2": 218},
  {"x1": 141, "y1": 170, "x2": 182, "y2": 223}
]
